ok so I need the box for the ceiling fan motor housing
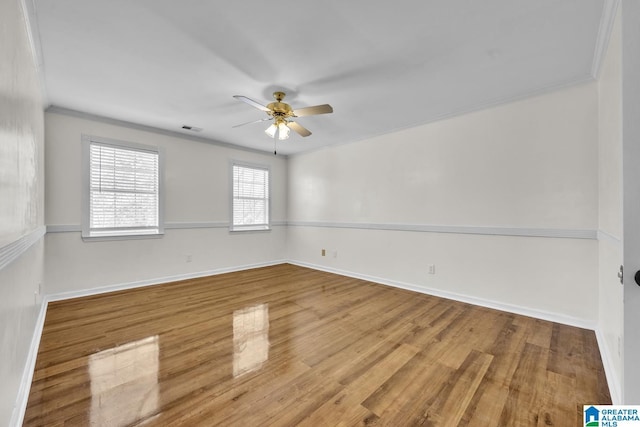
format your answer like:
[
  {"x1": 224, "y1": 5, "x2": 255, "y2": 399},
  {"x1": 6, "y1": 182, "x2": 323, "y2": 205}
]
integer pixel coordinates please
[{"x1": 267, "y1": 92, "x2": 294, "y2": 118}]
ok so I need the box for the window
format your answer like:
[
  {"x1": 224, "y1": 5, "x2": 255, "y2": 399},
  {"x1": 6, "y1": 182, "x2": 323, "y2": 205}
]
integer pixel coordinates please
[
  {"x1": 82, "y1": 135, "x2": 163, "y2": 239},
  {"x1": 231, "y1": 162, "x2": 270, "y2": 231}
]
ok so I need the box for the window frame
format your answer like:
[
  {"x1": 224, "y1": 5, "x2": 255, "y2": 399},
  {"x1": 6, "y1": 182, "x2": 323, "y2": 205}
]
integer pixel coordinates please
[
  {"x1": 229, "y1": 160, "x2": 271, "y2": 232},
  {"x1": 81, "y1": 134, "x2": 165, "y2": 241}
]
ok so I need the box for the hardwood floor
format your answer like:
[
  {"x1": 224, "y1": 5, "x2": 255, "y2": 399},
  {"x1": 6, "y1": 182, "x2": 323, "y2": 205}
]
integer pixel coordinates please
[{"x1": 24, "y1": 264, "x2": 610, "y2": 426}]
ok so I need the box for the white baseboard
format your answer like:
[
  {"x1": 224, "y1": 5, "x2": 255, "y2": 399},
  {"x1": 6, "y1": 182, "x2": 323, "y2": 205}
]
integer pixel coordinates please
[
  {"x1": 288, "y1": 260, "x2": 597, "y2": 330},
  {"x1": 44, "y1": 257, "x2": 598, "y2": 328},
  {"x1": 47, "y1": 260, "x2": 288, "y2": 302},
  {"x1": 595, "y1": 327, "x2": 622, "y2": 404},
  {"x1": 11, "y1": 298, "x2": 48, "y2": 427}
]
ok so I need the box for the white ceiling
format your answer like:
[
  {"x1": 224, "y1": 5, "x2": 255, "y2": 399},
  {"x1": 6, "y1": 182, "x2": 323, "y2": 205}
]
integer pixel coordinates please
[{"x1": 31, "y1": 0, "x2": 609, "y2": 155}]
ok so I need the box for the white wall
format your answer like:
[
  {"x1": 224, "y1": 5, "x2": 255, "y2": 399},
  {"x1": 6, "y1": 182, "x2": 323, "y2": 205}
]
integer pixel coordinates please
[
  {"x1": 621, "y1": 0, "x2": 640, "y2": 404},
  {"x1": 0, "y1": 0, "x2": 46, "y2": 424},
  {"x1": 44, "y1": 111, "x2": 287, "y2": 295},
  {"x1": 288, "y1": 82, "x2": 599, "y2": 325},
  {"x1": 597, "y1": 3, "x2": 623, "y2": 404}
]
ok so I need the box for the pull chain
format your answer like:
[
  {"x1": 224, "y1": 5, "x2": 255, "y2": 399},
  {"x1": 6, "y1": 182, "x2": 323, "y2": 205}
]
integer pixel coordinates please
[{"x1": 274, "y1": 138, "x2": 277, "y2": 155}]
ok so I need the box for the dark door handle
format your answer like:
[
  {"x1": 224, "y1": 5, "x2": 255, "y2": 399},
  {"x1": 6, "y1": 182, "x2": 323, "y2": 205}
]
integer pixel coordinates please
[{"x1": 635, "y1": 270, "x2": 640, "y2": 286}]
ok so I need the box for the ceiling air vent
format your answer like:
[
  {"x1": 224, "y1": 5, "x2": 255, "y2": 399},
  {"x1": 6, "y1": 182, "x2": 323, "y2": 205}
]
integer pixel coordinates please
[{"x1": 182, "y1": 125, "x2": 202, "y2": 132}]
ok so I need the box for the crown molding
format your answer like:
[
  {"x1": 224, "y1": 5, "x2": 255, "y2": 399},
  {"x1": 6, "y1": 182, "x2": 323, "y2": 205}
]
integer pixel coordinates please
[
  {"x1": 289, "y1": 76, "x2": 596, "y2": 159},
  {"x1": 591, "y1": 0, "x2": 621, "y2": 78},
  {"x1": 19, "y1": 0, "x2": 49, "y2": 108},
  {"x1": 45, "y1": 106, "x2": 289, "y2": 158}
]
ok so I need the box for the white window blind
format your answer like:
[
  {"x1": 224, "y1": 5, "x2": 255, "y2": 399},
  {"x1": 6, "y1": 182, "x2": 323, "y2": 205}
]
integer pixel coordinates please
[
  {"x1": 85, "y1": 140, "x2": 161, "y2": 238},
  {"x1": 232, "y1": 163, "x2": 270, "y2": 231}
]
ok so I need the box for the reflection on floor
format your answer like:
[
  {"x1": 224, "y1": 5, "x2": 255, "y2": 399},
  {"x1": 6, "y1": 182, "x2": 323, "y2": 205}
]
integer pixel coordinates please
[
  {"x1": 89, "y1": 336, "x2": 159, "y2": 426},
  {"x1": 233, "y1": 304, "x2": 269, "y2": 377}
]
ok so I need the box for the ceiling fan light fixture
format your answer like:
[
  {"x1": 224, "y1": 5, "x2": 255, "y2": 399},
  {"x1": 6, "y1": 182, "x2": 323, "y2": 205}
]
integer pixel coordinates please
[
  {"x1": 265, "y1": 123, "x2": 277, "y2": 138},
  {"x1": 278, "y1": 122, "x2": 290, "y2": 140},
  {"x1": 234, "y1": 91, "x2": 332, "y2": 145}
]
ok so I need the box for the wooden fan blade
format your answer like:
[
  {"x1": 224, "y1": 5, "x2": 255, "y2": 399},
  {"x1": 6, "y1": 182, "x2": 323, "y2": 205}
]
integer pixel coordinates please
[
  {"x1": 232, "y1": 117, "x2": 272, "y2": 128},
  {"x1": 287, "y1": 121, "x2": 312, "y2": 137},
  {"x1": 293, "y1": 104, "x2": 333, "y2": 117},
  {"x1": 233, "y1": 95, "x2": 270, "y2": 112}
]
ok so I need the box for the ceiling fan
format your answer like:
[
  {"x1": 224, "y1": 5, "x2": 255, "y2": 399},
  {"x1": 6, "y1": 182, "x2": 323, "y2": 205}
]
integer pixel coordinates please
[{"x1": 233, "y1": 91, "x2": 333, "y2": 147}]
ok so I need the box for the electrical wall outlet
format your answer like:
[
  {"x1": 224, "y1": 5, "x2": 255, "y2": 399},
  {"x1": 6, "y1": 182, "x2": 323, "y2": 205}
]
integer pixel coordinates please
[
  {"x1": 428, "y1": 264, "x2": 436, "y2": 274},
  {"x1": 186, "y1": 254, "x2": 192, "y2": 263},
  {"x1": 332, "y1": 250, "x2": 338, "y2": 258},
  {"x1": 321, "y1": 249, "x2": 326, "y2": 256}
]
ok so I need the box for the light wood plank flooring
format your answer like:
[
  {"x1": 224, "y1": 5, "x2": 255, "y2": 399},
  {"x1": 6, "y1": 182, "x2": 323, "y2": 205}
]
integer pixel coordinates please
[{"x1": 24, "y1": 264, "x2": 611, "y2": 426}]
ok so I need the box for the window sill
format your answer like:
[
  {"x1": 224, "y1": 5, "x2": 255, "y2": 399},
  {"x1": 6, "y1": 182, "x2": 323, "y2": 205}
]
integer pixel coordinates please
[
  {"x1": 82, "y1": 231, "x2": 164, "y2": 242},
  {"x1": 229, "y1": 226, "x2": 271, "y2": 233}
]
